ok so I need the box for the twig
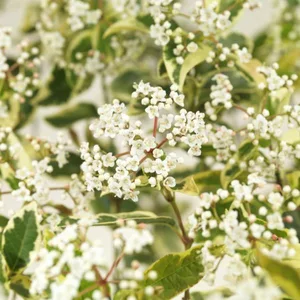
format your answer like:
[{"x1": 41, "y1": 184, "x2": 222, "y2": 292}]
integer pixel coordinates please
[
  {"x1": 116, "y1": 151, "x2": 130, "y2": 158},
  {"x1": 169, "y1": 200, "x2": 192, "y2": 249},
  {"x1": 233, "y1": 103, "x2": 250, "y2": 116},
  {"x1": 105, "y1": 252, "x2": 125, "y2": 281},
  {"x1": 153, "y1": 117, "x2": 158, "y2": 138},
  {"x1": 92, "y1": 266, "x2": 111, "y2": 298},
  {"x1": 76, "y1": 283, "x2": 98, "y2": 298}
]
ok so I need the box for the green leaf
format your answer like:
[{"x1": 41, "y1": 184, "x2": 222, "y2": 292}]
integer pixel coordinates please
[
  {"x1": 153, "y1": 225, "x2": 182, "y2": 258},
  {"x1": 0, "y1": 254, "x2": 7, "y2": 284},
  {"x1": 110, "y1": 69, "x2": 150, "y2": 102},
  {"x1": 281, "y1": 129, "x2": 300, "y2": 145},
  {"x1": 284, "y1": 210, "x2": 300, "y2": 240},
  {"x1": 65, "y1": 29, "x2": 95, "y2": 94},
  {"x1": 0, "y1": 216, "x2": 8, "y2": 228},
  {"x1": 286, "y1": 171, "x2": 300, "y2": 189},
  {"x1": 193, "y1": 170, "x2": 222, "y2": 193},
  {"x1": 0, "y1": 98, "x2": 20, "y2": 128},
  {"x1": 114, "y1": 290, "x2": 142, "y2": 300},
  {"x1": 175, "y1": 171, "x2": 222, "y2": 195},
  {"x1": 163, "y1": 44, "x2": 211, "y2": 91},
  {"x1": 45, "y1": 102, "x2": 98, "y2": 128},
  {"x1": 61, "y1": 211, "x2": 175, "y2": 227},
  {"x1": 218, "y1": 0, "x2": 243, "y2": 19},
  {"x1": 49, "y1": 152, "x2": 83, "y2": 177},
  {"x1": 9, "y1": 274, "x2": 31, "y2": 298},
  {"x1": 221, "y1": 163, "x2": 242, "y2": 189},
  {"x1": 257, "y1": 250, "x2": 300, "y2": 300},
  {"x1": 0, "y1": 133, "x2": 32, "y2": 189},
  {"x1": 32, "y1": 66, "x2": 72, "y2": 106},
  {"x1": 144, "y1": 246, "x2": 204, "y2": 299},
  {"x1": 21, "y1": 4, "x2": 40, "y2": 33},
  {"x1": 221, "y1": 140, "x2": 257, "y2": 188},
  {"x1": 66, "y1": 29, "x2": 93, "y2": 62},
  {"x1": 7, "y1": 133, "x2": 32, "y2": 170},
  {"x1": 220, "y1": 32, "x2": 253, "y2": 51},
  {"x1": 191, "y1": 287, "x2": 233, "y2": 299},
  {"x1": 2, "y1": 202, "x2": 40, "y2": 273},
  {"x1": 236, "y1": 59, "x2": 265, "y2": 86},
  {"x1": 103, "y1": 19, "x2": 149, "y2": 38},
  {"x1": 266, "y1": 87, "x2": 291, "y2": 116},
  {"x1": 95, "y1": 211, "x2": 175, "y2": 227},
  {"x1": 174, "y1": 176, "x2": 200, "y2": 196},
  {"x1": 283, "y1": 245, "x2": 300, "y2": 270}
]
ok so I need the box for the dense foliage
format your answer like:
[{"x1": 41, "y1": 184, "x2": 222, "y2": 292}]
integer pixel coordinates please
[{"x1": 1, "y1": 0, "x2": 300, "y2": 299}]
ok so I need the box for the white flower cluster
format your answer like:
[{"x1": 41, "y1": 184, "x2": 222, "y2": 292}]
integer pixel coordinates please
[
  {"x1": 0, "y1": 27, "x2": 12, "y2": 49},
  {"x1": 0, "y1": 27, "x2": 10, "y2": 78},
  {"x1": 0, "y1": 127, "x2": 14, "y2": 158},
  {"x1": 81, "y1": 82, "x2": 208, "y2": 201},
  {"x1": 111, "y1": 0, "x2": 141, "y2": 18},
  {"x1": 210, "y1": 74, "x2": 233, "y2": 109},
  {"x1": 9, "y1": 132, "x2": 71, "y2": 205},
  {"x1": 118, "y1": 263, "x2": 157, "y2": 297},
  {"x1": 51, "y1": 132, "x2": 71, "y2": 168},
  {"x1": 0, "y1": 27, "x2": 42, "y2": 93},
  {"x1": 204, "y1": 73, "x2": 234, "y2": 121},
  {"x1": 134, "y1": 82, "x2": 208, "y2": 155},
  {"x1": 133, "y1": 81, "x2": 185, "y2": 117},
  {"x1": 40, "y1": 31, "x2": 66, "y2": 56},
  {"x1": 26, "y1": 132, "x2": 71, "y2": 168},
  {"x1": 201, "y1": 242, "x2": 220, "y2": 285},
  {"x1": 247, "y1": 112, "x2": 283, "y2": 140},
  {"x1": 188, "y1": 191, "x2": 223, "y2": 239},
  {"x1": 80, "y1": 140, "x2": 182, "y2": 202},
  {"x1": 0, "y1": 35, "x2": 42, "y2": 102},
  {"x1": 284, "y1": 104, "x2": 300, "y2": 128},
  {"x1": 113, "y1": 220, "x2": 154, "y2": 254},
  {"x1": 222, "y1": 210, "x2": 251, "y2": 252},
  {"x1": 67, "y1": 0, "x2": 102, "y2": 31},
  {"x1": 68, "y1": 50, "x2": 105, "y2": 79},
  {"x1": 257, "y1": 63, "x2": 298, "y2": 95},
  {"x1": 209, "y1": 126, "x2": 236, "y2": 161},
  {"x1": 206, "y1": 42, "x2": 252, "y2": 66},
  {"x1": 224, "y1": 255, "x2": 248, "y2": 284},
  {"x1": 28, "y1": 224, "x2": 105, "y2": 300},
  {"x1": 0, "y1": 51, "x2": 8, "y2": 79},
  {"x1": 171, "y1": 30, "x2": 199, "y2": 65},
  {"x1": 12, "y1": 158, "x2": 53, "y2": 205},
  {"x1": 191, "y1": 1, "x2": 231, "y2": 37},
  {"x1": 188, "y1": 175, "x2": 299, "y2": 259},
  {"x1": 148, "y1": 0, "x2": 175, "y2": 46},
  {"x1": 211, "y1": 276, "x2": 282, "y2": 300}
]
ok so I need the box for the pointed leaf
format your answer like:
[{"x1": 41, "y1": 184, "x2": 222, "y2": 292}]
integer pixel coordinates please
[
  {"x1": 45, "y1": 102, "x2": 98, "y2": 128},
  {"x1": 103, "y1": 19, "x2": 149, "y2": 38},
  {"x1": 96, "y1": 211, "x2": 175, "y2": 226},
  {"x1": 144, "y1": 246, "x2": 204, "y2": 299},
  {"x1": 2, "y1": 202, "x2": 40, "y2": 273},
  {"x1": 257, "y1": 250, "x2": 300, "y2": 300},
  {"x1": 61, "y1": 211, "x2": 176, "y2": 227},
  {"x1": 163, "y1": 44, "x2": 211, "y2": 91}
]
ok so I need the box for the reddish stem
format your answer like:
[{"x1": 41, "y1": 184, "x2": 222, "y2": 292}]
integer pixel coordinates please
[
  {"x1": 153, "y1": 117, "x2": 158, "y2": 138},
  {"x1": 115, "y1": 151, "x2": 130, "y2": 158},
  {"x1": 157, "y1": 138, "x2": 168, "y2": 149},
  {"x1": 104, "y1": 252, "x2": 125, "y2": 281},
  {"x1": 138, "y1": 138, "x2": 168, "y2": 165}
]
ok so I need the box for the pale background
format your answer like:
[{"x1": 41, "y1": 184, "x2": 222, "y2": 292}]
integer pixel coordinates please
[{"x1": 0, "y1": 1, "x2": 275, "y2": 299}]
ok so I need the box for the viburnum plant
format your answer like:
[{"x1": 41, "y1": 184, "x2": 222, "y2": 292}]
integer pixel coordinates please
[{"x1": 1, "y1": 0, "x2": 300, "y2": 299}]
